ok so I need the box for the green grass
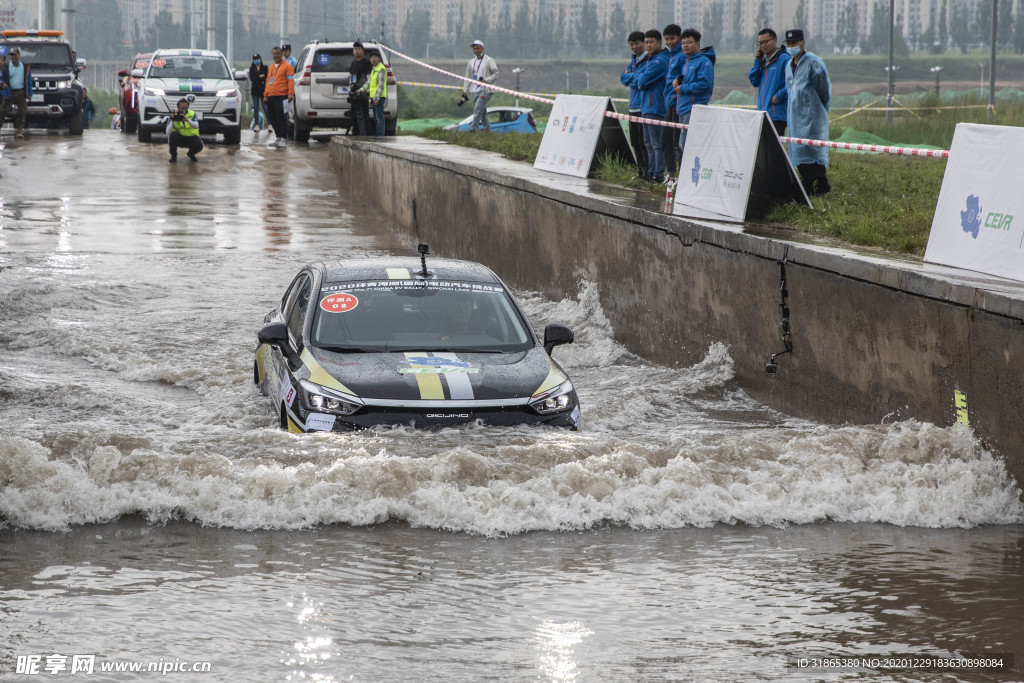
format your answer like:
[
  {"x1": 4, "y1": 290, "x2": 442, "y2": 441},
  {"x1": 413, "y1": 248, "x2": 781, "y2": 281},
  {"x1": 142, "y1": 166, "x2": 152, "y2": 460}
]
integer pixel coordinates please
[
  {"x1": 415, "y1": 128, "x2": 543, "y2": 162},
  {"x1": 403, "y1": 99, "x2": 1024, "y2": 257}
]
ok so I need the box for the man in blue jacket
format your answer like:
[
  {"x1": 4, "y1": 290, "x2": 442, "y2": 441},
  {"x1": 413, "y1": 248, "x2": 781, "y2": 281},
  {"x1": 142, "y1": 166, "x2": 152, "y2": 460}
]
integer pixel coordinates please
[
  {"x1": 619, "y1": 30, "x2": 648, "y2": 178},
  {"x1": 784, "y1": 29, "x2": 832, "y2": 195},
  {"x1": 635, "y1": 29, "x2": 671, "y2": 183},
  {"x1": 670, "y1": 28, "x2": 715, "y2": 163},
  {"x1": 660, "y1": 24, "x2": 682, "y2": 180},
  {"x1": 749, "y1": 28, "x2": 789, "y2": 136}
]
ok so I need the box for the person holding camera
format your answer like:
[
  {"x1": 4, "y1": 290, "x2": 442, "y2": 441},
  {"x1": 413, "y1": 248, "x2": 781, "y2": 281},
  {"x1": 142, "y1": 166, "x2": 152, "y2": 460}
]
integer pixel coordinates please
[
  {"x1": 165, "y1": 98, "x2": 203, "y2": 163},
  {"x1": 462, "y1": 39, "x2": 498, "y2": 132}
]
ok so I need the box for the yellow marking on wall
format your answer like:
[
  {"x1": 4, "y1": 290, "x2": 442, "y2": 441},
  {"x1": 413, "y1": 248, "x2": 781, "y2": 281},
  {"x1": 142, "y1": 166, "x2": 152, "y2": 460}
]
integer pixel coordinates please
[
  {"x1": 954, "y1": 390, "x2": 970, "y2": 426},
  {"x1": 301, "y1": 348, "x2": 352, "y2": 393}
]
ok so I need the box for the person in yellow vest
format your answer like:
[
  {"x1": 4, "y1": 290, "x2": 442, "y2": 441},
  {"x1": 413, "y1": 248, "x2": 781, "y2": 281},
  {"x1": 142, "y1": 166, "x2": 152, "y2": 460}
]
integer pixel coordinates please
[
  {"x1": 365, "y1": 51, "x2": 387, "y2": 138},
  {"x1": 165, "y1": 98, "x2": 203, "y2": 163}
]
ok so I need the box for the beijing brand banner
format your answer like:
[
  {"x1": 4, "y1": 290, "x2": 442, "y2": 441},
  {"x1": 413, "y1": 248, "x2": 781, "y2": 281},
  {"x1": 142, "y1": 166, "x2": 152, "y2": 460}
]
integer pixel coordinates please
[
  {"x1": 534, "y1": 95, "x2": 633, "y2": 178},
  {"x1": 925, "y1": 123, "x2": 1024, "y2": 282},
  {"x1": 673, "y1": 105, "x2": 807, "y2": 222}
]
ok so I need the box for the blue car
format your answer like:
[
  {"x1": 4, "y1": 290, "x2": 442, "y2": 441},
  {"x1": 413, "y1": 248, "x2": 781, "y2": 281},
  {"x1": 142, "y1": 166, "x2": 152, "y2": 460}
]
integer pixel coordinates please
[{"x1": 445, "y1": 106, "x2": 537, "y2": 133}]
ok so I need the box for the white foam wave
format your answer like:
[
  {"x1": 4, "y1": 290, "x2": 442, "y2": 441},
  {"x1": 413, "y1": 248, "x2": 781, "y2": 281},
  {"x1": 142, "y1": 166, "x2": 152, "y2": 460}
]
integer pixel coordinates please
[{"x1": 2, "y1": 420, "x2": 1021, "y2": 535}]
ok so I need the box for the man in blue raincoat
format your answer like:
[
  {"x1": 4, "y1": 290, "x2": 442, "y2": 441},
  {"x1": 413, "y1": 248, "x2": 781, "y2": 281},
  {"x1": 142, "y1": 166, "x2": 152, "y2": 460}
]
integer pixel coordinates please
[
  {"x1": 634, "y1": 29, "x2": 671, "y2": 183},
  {"x1": 620, "y1": 31, "x2": 649, "y2": 178},
  {"x1": 748, "y1": 28, "x2": 789, "y2": 136},
  {"x1": 783, "y1": 29, "x2": 831, "y2": 195},
  {"x1": 669, "y1": 28, "x2": 715, "y2": 164}
]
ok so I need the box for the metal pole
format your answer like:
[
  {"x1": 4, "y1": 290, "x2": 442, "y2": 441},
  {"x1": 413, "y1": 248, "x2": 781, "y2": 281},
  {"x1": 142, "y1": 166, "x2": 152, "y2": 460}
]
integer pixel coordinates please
[
  {"x1": 206, "y1": 0, "x2": 215, "y2": 50},
  {"x1": 190, "y1": 0, "x2": 196, "y2": 49},
  {"x1": 280, "y1": 0, "x2": 286, "y2": 47},
  {"x1": 227, "y1": 0, "x2": 234, "y2": 66},
  {"x1": 886, "y1": 0, "x2": 895, "y2": 124},
  {"x1": 989, "y1": 0, "x2": 997, "y2": 119}
]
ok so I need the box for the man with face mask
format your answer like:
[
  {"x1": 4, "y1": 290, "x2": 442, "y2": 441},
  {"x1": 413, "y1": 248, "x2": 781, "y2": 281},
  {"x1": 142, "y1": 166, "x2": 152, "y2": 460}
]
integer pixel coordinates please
[{"x1": 783, "y1": 29, "x2": 832, "y2": 196}]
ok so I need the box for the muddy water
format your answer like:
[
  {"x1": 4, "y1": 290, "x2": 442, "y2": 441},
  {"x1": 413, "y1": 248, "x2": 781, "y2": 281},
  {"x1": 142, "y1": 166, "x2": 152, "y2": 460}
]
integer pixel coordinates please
[{"x1": 1, "y1": 132, "x2": 1022, "y2": 681}]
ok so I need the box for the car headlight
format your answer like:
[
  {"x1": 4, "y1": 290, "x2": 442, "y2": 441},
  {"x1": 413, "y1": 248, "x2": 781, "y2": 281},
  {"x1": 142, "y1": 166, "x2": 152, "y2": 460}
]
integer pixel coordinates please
[
  {"x1": 144, "y1": 86, "x2": 165, "y2": 96},
  {"x1": 56, "y1": 80, "x2": 72, "y2": 89},
  {"x1": 300, "y1": 380, "x2": 362, "y2": 416},
  {"x1": 529, "y1": 380, "x2": 576, "y2": 415},
  {"x1": 216, "y1": 88, "x2": 237, "y2": 97}
]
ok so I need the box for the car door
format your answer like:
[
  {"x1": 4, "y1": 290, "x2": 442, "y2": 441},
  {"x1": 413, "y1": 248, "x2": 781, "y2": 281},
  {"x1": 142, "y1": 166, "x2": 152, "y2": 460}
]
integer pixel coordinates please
[
  {"x1": 308, "y1": 47, "x2": 354, "y2": 111},
  {"x1": 269, "y1": 272, "x2": 312, "y2": 417}
]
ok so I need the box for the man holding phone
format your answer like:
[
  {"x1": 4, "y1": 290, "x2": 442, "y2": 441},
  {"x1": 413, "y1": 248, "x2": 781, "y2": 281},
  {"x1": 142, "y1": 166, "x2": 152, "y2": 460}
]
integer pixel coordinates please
[
  {"x1": 749, "y1": 28, "x2": 789, "y2": 136},
  {"x1": 165, "y1": 98, "x2": 203, "y2": 163}
]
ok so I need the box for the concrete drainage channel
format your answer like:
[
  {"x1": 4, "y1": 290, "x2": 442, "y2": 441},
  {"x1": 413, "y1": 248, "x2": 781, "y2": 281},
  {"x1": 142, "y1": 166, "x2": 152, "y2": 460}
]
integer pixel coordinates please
[{"x1": 329, "y1": 135, "x2": 1024, "y2": 487}]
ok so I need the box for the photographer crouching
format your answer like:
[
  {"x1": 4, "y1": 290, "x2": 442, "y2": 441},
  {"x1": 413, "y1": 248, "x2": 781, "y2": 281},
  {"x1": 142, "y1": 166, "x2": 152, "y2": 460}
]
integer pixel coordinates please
[{"x1": 166, "y1": 98, "x2": 203, "y2": 163}]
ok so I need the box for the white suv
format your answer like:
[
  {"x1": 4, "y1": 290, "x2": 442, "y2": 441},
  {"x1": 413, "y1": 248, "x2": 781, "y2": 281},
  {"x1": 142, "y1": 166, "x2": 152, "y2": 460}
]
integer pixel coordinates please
[
  {"x1": 133, "y1": 48, "x2": 247, "y2": 144},
  {"x1": 290, "y1": 40, "x2": 398, "y2": 142}
]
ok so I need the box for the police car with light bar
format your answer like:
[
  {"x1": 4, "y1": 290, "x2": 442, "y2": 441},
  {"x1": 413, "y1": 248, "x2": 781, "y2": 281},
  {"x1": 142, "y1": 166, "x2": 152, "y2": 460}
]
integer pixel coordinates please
[
  {"x1": 133, "y1": 48, "x2": 247, "y2": 144},
  {"x1": 254, "y1": 246, "x2": 580, "y2": 432}
]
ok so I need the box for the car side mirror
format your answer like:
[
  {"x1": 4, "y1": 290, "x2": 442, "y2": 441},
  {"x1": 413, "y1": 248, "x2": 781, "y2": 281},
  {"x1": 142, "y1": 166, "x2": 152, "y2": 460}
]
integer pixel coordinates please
[
  {"x1": 131, "y1": 68, "x2": 144, "y2": 78},
  {"x1": 543, "y1": 323, "x2": 574, "y2": 355},
  {"x1": 234, "y1": 70, "x2": 249, "y2": 81},
  {"x1": 259, "y1": 322, "x2": 301, "y2": 368},
  {"x1": 76, "y1": 58, "x2": 87, "y2": 70}
]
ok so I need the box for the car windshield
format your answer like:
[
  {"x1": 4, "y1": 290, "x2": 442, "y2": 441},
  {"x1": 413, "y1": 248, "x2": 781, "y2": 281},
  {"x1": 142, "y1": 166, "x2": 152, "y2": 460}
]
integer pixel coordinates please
[
  {"x1": 311, "y1": 280, "x2": 533, "y2": 353},
  {"x1": 6, "y1": 43, "x2": 72, "y2": 68},
  {"x1": 148, "y1": 54, "x2": 230, "y2": 79},
  {"x1": 309, "y1": 48, "x2": 383, "y2": 73}
]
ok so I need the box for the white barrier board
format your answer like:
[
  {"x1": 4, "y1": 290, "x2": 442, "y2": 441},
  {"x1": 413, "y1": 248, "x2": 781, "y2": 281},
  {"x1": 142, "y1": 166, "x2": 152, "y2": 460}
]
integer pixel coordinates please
[
  {"x1": 674, "y1": 105, "x2": 763, "y2": 221},
  {"x1": 534, "y1": 95, "x2": 610, "y2": 178},
  {"x1": 925, "y1": 123, "x2": 1024, "y2": 282}
]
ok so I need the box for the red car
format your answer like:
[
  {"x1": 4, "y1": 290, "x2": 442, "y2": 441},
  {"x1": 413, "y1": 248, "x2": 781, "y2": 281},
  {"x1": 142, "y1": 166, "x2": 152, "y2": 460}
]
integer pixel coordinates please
[{"x1": 117, "y1": 52, "x2": 151, "y2": 134}]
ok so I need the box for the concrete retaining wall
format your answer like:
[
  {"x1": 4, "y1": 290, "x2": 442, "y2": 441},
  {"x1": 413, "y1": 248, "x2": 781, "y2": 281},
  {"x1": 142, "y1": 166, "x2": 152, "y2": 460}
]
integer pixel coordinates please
[{"x1": 329, "y1": 136, "x2": 1024, "y2": 484}]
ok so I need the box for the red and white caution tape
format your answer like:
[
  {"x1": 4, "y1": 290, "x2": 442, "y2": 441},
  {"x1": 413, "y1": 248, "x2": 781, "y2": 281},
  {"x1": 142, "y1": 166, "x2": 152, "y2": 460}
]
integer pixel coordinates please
[{"x1": 383, "y1": 44, "x2": 950, "y2": 158}]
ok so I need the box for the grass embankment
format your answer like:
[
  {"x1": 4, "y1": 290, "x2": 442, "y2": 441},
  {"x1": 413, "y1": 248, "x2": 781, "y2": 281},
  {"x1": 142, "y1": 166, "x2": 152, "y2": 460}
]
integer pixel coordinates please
[{"x1": 414, "y1": 101, "x2": 1024, "y2": 257}]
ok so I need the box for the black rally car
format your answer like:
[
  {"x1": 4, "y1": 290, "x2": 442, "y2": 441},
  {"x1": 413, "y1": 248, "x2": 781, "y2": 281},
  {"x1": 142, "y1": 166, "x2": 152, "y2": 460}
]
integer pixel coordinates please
[{"x1": 254, "y1": 248, "x2": 580, "y2": 432}]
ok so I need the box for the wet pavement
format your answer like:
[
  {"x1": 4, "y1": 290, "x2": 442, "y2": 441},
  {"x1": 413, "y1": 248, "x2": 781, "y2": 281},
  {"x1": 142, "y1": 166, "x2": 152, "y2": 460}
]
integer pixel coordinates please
[{"x1": 2, "y1": 128, "x2": 1023, "y2": 682}]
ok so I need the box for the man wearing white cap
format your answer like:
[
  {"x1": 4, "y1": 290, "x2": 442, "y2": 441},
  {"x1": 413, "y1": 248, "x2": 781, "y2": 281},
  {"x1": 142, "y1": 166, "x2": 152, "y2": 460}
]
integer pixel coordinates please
[{"x1": 463, "y1": 39, "x2": 499, "y2": 132}]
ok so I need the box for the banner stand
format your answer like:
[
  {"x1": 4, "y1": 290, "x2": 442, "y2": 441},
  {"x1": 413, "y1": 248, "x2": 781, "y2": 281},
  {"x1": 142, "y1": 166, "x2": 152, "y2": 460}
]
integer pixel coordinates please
[
  {"x1": 534, "y1": 95, "x2": 634, "y2": 179},
  {"x1": 673, "y1": 105, "x2": 809, "y2": 223}
]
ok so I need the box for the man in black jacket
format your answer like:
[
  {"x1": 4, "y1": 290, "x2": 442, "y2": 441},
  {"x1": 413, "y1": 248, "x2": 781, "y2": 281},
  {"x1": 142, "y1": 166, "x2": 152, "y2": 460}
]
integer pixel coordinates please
[{"x1": 348, "y1": 42, "x2": 372, "y2": 135}]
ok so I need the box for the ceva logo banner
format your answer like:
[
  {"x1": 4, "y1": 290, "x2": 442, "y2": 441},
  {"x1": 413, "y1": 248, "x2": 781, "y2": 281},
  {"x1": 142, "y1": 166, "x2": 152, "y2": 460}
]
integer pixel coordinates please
[{"x1": 926, "y1": 123, "x2": 1024, "y2": 282}]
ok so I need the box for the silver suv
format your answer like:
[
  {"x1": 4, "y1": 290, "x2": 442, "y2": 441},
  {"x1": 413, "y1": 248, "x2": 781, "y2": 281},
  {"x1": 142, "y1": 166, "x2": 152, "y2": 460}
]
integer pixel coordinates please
[
  {"x1": 133, "y1": 48, "x2": 247, "y2": 144},
  {"x1": 290, "y1": 41, "x2": 398, "y2": 142}
]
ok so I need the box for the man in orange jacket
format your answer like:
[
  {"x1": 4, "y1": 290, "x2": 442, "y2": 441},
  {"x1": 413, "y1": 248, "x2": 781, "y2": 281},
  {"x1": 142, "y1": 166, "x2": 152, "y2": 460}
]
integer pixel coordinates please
[{"x1": 263, "y1": 46, "x2": 294, "y2": 146}]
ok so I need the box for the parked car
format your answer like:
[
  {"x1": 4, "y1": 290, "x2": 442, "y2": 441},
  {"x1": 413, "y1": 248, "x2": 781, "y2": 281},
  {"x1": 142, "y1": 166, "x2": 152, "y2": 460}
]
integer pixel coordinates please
[
  {"x1": 444, "y1": 106, "x2": 537, "y2": 133},
  {"x1": 289, "y1": 40, "x2": 398, "y2": 142},
  {"x1": 0, "y1": 29, "x2": 85, "y2": 135},
  {"x1": 254, "y1": 247, "x2": 580, "y2": 432},
  {"x1": 116, "y1": 52, "x2": 151, "y2": 134},
  {"x1": 133, "y1": 48, "x2": 247, "y2": 144}
]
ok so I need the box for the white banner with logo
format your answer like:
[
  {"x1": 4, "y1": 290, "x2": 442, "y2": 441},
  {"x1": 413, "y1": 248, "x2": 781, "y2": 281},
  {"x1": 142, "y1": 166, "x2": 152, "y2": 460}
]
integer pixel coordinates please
[
  {"x1": 673, "y1": 105, "x2": 764, "y2": 221},
  {"x1": 925, "y1": 123, "x2": 1024, "y2": 282},
  {"x1": 534, "y1": 95, "x2": 608, "y2": 178}
]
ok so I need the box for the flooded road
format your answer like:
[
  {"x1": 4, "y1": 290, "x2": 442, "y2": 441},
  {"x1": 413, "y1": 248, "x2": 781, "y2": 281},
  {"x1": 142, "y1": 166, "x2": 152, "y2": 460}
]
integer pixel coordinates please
[{"x1": 2, "y1": 131, "x2": 1023, "y2": 681}]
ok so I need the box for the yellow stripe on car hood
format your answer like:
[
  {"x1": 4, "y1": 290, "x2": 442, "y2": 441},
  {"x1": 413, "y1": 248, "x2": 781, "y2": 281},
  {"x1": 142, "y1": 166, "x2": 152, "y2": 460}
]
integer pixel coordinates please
[
  {"x1": 404, "y1": 352, "x2": 445, "y2": 400},
  {"x1": 532, "y1": 359, "x2": 566, "y2": 397},
  {"x1": 300, "y1": 348, "x2": 353, "y2": 394}
]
